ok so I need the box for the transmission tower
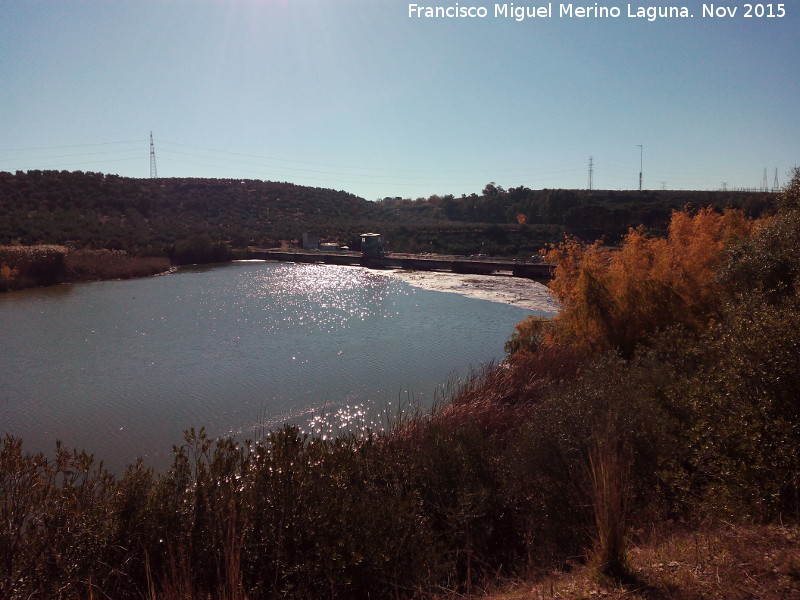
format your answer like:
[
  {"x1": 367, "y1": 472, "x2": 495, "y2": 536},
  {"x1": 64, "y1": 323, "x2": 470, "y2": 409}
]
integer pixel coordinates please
[
  {"x1": 636, "y1": 144, "x2": 643, "y2": 191},
  {"x1": 762, "y1": 168, "x2": 768, "y2": 192},
  {"x1": 773, "y1": 168, "x2": 780, "y2": 192},
  {"x1": 588, "y1": 156, "x2": 594, "y2": 190},
  {"x1": 149, "y1": 131, "x2": 158, "y2": 178}
]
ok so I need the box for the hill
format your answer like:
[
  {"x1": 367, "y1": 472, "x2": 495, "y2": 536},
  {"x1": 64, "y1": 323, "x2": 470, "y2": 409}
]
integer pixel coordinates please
[
  {"x1": 0, "y1": 170, "x2": 384, "y2": 254},
  {"x1": 377, "y1": 184, "x2": 775, "y2": 244},
  {"x1": 0, "y1": 170, "x2": 777, "y2": 258}
]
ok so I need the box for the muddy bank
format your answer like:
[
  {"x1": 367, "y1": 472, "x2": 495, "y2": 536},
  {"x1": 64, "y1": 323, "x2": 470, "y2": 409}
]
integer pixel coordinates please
[{"x1": 382, "y1": 269, "x2": 559, "y2": 315}]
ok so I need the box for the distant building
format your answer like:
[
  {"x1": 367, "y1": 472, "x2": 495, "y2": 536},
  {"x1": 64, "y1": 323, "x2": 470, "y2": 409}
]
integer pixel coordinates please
[
  {"x1": 302, "y1": 232, "x2": 319, "y2": 250},
  {"x1": 360, "y1": 233, "x2": 384, "y2": 258}
]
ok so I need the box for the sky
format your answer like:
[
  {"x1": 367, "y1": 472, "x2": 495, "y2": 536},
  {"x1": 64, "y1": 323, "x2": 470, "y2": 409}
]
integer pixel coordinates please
[{"x1": 1, "y1": 0, "x2": 798, "y2": 200}]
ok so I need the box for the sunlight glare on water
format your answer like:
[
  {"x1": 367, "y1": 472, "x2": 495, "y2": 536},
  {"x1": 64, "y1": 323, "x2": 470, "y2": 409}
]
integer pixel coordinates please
[
  {"x1": 239, "y1": 263, "x2": 398, "y2": 333},
  {"x1": 0, "y1": 261, "x2": 540, "y2": 472}
]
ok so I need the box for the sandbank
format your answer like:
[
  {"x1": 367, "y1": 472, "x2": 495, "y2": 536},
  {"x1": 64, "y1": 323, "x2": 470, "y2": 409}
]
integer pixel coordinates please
[{"x1": 381, "y1": 269, "x2": 559, "y2": 315}]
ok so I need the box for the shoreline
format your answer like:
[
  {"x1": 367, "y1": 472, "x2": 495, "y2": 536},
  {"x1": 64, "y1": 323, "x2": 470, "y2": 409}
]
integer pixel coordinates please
[
  {"x1": 0, "y1": 245, "x2": 173, "y2": 292},
  {"x1": 381, "y1": 268, "x2": 559, "y2": 315}
]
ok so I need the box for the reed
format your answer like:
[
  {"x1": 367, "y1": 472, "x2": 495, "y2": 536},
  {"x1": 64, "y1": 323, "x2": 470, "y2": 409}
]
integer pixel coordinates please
[
  {"x1": 64, "y1": 249, "x2": 171, "y2": 282},
  {"x1": 586, "y1": 425, "x2": 632, "y2": 582},
  {"x1": 0, "y1": 245, "x2": 171, "y2": 291},
  {"x1": 0, "y1": 244, "x2": 68, "y2": 290}
]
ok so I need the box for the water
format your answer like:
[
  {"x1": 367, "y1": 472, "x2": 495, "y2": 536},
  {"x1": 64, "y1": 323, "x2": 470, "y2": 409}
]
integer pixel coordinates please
[{"x1": 0, "y1": 261, "x2": 542, "y2": 472}]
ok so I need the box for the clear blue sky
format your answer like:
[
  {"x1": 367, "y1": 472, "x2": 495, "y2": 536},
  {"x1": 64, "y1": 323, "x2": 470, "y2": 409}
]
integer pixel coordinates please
[{"x1": 1, "y1": 0, "x2": 798, "y2": 200}]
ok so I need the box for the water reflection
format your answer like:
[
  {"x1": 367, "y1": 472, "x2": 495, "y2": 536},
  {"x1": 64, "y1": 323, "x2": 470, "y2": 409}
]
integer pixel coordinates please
[
  {"x1": 236, "y1": 263, "x2": 397, "y2": 333},
  {"x1": 1, "y1": 261, "x2": 537, "y2": 473}
]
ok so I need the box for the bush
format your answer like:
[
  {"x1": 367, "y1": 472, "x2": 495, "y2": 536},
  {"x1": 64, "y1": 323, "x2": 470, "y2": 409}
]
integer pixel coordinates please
[
  {"x1": 653, "y1": 296, "x2": 800, "y2": 520},
  {"x1": 720, "y1": 168, "x2": 800, "y2": 302},
  {"x1": 646, "y1": 171, "x2": 800, "y2": 520},
  {"x1": 0, "y1": 245, "x2": 67, "y2": 290},
  {"x1": 171, "y1": 234, "x2": 233, "y2": 265},
  {"x1": 502, "y1": 354, "x2": 678, "y2": 563},
  {"x1": 0, "y1": 437, "x2": 117, "y2": 599},
  {"x1": 542, "y1": 208, "x2": 761, "y2": 357},
  {"x1": 3, "y1": 170, "x2": 798, "y2": 597},
  {"x1": 504, "y1": 315, "x2": 551, "y2": 356}
]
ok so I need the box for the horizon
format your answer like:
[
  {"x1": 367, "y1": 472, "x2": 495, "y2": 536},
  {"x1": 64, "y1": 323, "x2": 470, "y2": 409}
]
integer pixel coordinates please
[
  {"x1": 2, "y1": 168, "x2": 782, "y2": 201},
  {"x1": 1, "y1": 1, "x2": 798, "y2": 200}
]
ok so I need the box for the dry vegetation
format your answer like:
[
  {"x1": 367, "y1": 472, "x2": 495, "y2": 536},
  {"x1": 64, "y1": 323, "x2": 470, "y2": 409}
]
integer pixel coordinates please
[
  {"x1": 442, "y1": 171, "x2": 800, "y2": 598},
  {"x1": 0, "y1": 245, "x2": 171, "y2": 291},
  {"x1": 64, "y1": 248, "x2": 171, "y2": 282},
  {"x1": 478, "y1": 524, "x2": 800, "y2": 600},
  {"x1": 537, "y1": 206, "x2": 762, "y2": 357}
]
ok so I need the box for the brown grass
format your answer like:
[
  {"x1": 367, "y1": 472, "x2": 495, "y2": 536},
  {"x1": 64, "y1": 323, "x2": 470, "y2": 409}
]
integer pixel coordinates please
[
  {"x1": 64, "y1": 249, "x2": 171, "y2": 282},
  {"x1": 0, "y1": 245, "x2": 171, "y2": 290},
  {"x1": 0, "y1": 244, "x2": 68, "y2": 289},
  {"x1": 474, "y1": 523, "x2": 800, "y2": 600},
  {"x1": 587, "y1": 427, "x2": 632, "y2": 583},
  {"x1": 425, "y1": 345, "x2": 587, "y2": 435}
]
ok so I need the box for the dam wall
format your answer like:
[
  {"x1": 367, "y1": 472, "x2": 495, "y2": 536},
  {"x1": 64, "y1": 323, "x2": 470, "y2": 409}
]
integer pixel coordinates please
[{"x1": 238, "y1": 249, "x2": 553, "y2": 281}]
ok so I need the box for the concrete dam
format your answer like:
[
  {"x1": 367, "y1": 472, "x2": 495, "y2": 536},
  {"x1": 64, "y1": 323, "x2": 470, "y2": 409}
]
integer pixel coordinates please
[{"x1": 239, "y1": 249, "x2": 553, "y2": 281}]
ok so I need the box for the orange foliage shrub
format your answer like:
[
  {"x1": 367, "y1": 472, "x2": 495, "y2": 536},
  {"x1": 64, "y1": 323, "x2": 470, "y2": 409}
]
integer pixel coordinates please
[
  {"x1": 0, "y1": 263, "x2": 19, "y2": 290},
  {"x1": 541, "y1": 207, "x2": 761, "y2": 356}
]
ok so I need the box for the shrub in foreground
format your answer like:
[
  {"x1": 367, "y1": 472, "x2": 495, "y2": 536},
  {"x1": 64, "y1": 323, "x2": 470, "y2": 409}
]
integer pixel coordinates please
[{"x1": 1, "y1": 422, "x2": 536, "y2": 599}]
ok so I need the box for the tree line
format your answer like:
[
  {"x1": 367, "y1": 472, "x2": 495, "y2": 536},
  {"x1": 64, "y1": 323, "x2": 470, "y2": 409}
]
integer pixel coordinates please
[{"x1": 0, "y1": 170, "x2": 777, "y2": 260}]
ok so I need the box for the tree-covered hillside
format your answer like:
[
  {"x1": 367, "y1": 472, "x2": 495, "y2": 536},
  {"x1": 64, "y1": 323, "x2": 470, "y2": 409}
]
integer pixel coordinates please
[
  {"x1": 378, "y1": 183, "x2": 775, "y2": 242},
  {"x1": 0, "y1": 170, "x2": 385, "y2": 253},
  {"x1": 0, "y1": 170, "x2": 777, "y2": 257}
]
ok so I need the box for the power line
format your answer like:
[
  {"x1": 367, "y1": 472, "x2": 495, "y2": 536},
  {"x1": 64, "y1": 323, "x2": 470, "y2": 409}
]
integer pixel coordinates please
[
  {"x1": 157, "y1": 139, "x2": 584, "y2": 178},
  {"x1": 0, "y1": 139, "x2": 145, "y2": 153},
  {"x1": 0, "y1": 156, "x2": 142, "y2": 170},
  {"x1": 0, "y1": 148, "x2": 143, "y2": 161},
  {"x1": 155, "y1": 155, "x2": 560, "y2": 190}
]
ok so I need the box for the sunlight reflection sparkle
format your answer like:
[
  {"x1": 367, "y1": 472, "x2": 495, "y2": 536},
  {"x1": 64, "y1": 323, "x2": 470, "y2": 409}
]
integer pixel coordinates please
[{"x1": 238, "y1": 263, "x2": 400, "y2": 333}]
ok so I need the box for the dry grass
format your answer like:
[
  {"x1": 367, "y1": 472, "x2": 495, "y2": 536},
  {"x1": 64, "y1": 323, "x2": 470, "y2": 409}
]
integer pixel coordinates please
[
  {"x1": 587, "y1": 428, "x2": 632, "y2": 583},
  {"x1": 64, "y1": 248, "x2": 171, "y2": 282},
  {"x1": 426, "y1": 346, "x2": 587, "y2": 435},
  {"x1": 0, "y1": 244, "x2": 68, "y2": 289},
  {"x1": 475, "y1": 523, "x2": 800, "y2": 600},
  {"x1": 0, "y1": 245, "x2": 171, "y2": 290}
]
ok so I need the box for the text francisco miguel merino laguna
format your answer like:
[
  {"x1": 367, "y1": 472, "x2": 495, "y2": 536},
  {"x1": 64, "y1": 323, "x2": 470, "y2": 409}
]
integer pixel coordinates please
[{"x1": 409, "y1": 3, "x2": 697, "y2": 21}]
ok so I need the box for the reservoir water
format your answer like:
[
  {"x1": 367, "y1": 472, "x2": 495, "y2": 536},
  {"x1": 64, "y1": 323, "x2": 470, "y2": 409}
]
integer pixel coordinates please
[{"x1": 1, "y1": 261, "x2": 542, "y2": 472}]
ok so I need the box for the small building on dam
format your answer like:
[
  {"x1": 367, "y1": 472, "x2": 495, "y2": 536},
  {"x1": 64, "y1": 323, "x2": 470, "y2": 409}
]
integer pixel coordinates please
[{"x1": 360, "y1": 233, "x2": 385, "y2": 258}]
